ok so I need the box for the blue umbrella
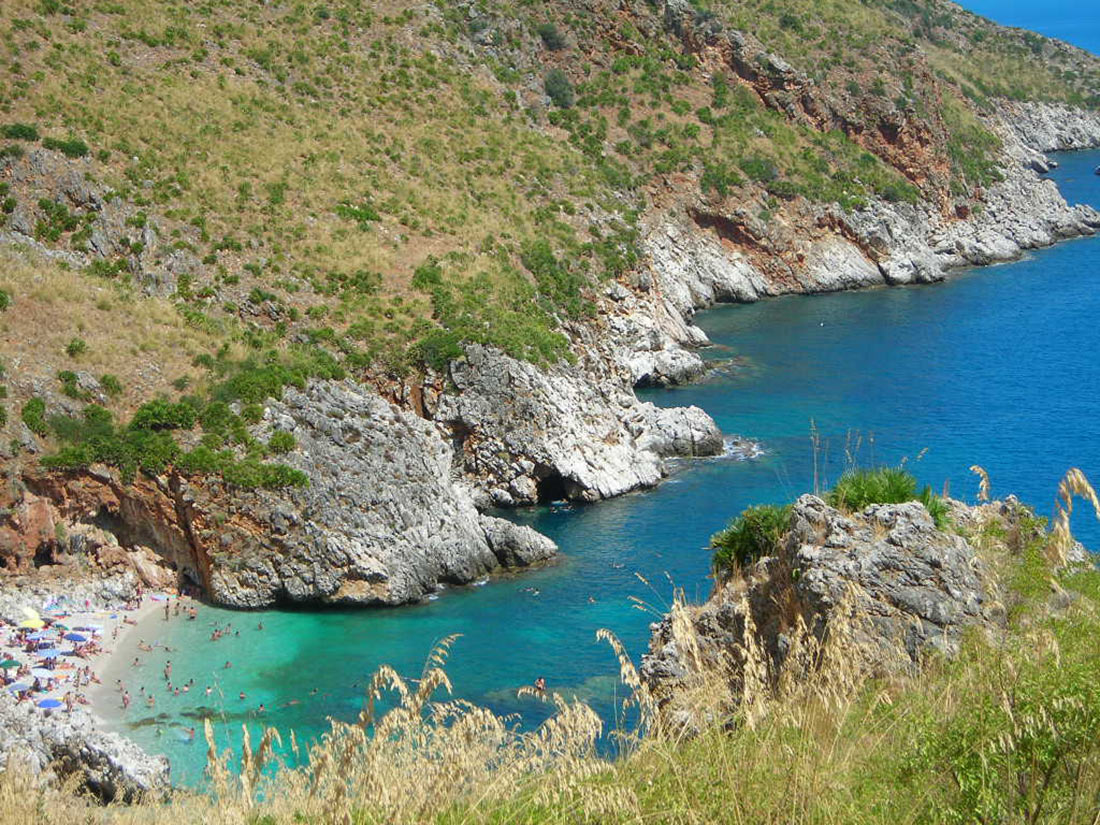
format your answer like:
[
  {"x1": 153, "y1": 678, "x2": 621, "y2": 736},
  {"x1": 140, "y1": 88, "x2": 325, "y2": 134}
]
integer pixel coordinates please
[
  {"x1": 38, "y1": 649, "x2": 62, "y2": 660},
  {"x1": 37, "y1": 698, "x2": 62, "y2": 709},
  {"x1": 7, "y1": 683, "x2": 28, "y2": 693},
  {"x1": 63, "y1": 633, "x2": 87, "y2": 643},
  {"x1": 26, "y1": 632, "x2": 51, "y2": 641}
]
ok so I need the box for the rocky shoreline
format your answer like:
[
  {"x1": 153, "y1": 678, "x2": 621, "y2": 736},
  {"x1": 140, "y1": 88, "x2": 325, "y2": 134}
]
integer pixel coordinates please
[
  {"x1": 3, "y1": 104, "x2": 1098, "y2": 616},
  {"x1": 1, "y1": 100, "x2": 1098, "y2": 803}
]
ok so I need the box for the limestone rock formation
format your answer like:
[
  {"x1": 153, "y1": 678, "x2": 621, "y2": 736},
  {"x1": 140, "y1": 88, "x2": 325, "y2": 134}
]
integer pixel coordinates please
[
  {"x1": 3, "y1": 379, "x2": 561, "y2": 609},
  {"x1": 642, "y1": 495, "x2": 999, "y2": 708},
  {"x1": 0, "y1": 692, "x2": 170, "y2": 802},
  {"x1": 434, "y1": 345, "x2": 724, "y2": 506}
]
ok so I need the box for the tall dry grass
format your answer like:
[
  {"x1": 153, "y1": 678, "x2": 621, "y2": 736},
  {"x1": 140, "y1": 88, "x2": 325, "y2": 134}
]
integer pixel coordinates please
[{"x1": 2, "y1": 473, "x2": 1100, "y2": 824}]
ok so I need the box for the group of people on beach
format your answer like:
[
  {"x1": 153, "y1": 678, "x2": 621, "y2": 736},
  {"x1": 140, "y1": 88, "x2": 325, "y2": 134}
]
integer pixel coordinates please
[{"x1": 0, "y1": 609, "x2": 111, "y2": 710}]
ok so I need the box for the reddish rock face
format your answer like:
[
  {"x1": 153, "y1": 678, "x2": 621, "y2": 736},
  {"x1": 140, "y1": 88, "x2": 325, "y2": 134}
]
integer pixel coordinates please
[{"x1": 0, "y1": 493, "x2": 59, "y2": 570}]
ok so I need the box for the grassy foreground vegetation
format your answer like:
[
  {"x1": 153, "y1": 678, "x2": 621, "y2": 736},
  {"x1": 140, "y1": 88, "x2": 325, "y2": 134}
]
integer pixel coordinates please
[{"x1": 2, "y1": 472, "x2": 1100, "y2": 823}]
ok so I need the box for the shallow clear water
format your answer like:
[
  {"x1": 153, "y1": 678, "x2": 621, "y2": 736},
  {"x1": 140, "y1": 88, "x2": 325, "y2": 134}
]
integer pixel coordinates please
[{"x1": 97, "y1": 149, "x2": 1100, "y2": 786}]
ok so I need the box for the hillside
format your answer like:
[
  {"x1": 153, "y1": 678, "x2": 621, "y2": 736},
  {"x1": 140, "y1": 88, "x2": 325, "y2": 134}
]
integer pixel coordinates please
[
  {"x1": 1, "y1": 0, "x2": 1098, "y2": 416},
  {"x1": 1, "y1": 2, "x2": 1099, "y2": 588}
]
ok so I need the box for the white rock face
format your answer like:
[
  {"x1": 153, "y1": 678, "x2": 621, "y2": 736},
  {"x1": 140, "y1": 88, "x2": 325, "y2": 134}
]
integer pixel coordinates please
[{"x1": 435, "y1": 345, "x2": 723, "y2": 506}]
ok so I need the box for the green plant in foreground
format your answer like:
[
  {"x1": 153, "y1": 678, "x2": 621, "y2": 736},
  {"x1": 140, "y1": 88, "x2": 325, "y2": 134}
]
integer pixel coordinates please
[
  {"x1": 826, "y1": 466, "x2": 950, "y2": 527},
  {"x1": 710, "y1": 502, "x2": 793, "y2": 573}
]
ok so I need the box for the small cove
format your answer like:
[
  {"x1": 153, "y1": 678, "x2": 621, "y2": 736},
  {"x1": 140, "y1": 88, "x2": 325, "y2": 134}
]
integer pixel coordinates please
[{"x1": 96, "y1": 149, "x2": 1100, "y2": 786}]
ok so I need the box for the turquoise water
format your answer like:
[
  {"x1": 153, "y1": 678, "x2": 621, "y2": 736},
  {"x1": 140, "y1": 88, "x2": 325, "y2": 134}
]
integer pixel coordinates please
[{"x1": 97, "y1": 149, "x2": 1100, "y2": 785}]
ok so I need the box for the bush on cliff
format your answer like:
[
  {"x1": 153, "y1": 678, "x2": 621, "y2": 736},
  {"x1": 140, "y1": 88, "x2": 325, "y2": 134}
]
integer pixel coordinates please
[
  {"x1": 827, "y1": 466, "x2": 950, "y2": 527},
  {"x1": 710, "y1": 502, "x2": 793, "y2": 573}
]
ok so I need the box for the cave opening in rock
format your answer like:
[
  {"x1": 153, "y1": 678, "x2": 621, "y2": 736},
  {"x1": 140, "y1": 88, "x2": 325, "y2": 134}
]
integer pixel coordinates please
[{"x1": 535, "y1": 470, "x2": 568, "y2": 504}]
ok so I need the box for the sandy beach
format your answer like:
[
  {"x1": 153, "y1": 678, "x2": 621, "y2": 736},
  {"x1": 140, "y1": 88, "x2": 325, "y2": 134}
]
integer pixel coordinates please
[{"x1": 1, "y1": 591, "x2": 174, "y2": 720}]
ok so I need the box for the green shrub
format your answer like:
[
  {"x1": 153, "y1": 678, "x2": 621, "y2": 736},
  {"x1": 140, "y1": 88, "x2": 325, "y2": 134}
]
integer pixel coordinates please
[
  {"x1": 57, "y1": 370, "x2": 90, "y2": 400},
  {"x1": 65, "y1": 337, "x2": 87, "y2": 358},
  {"x1": 100, "y1": 374, "x2": 122, "y2": 397},
  {"x1": 710, "y1": 503, "x2": 793, "y2": 574},
  {"x1": 0, "y1": 145, "x2": 24, "y2": 160},
  {"x1": 827, "y1": 467, "x2": 949, "y2": 528},
  {"x1": 827, "y1": 467, "x2": 917, "y2": 511},
  {"x1": 42, "y1": 136, "x2": 90, "y2": 158},
  {"x1": 267, "y1": 430, "x2": 297, "y2": 454},
  {"x1": 240, "y1": 403, "x2": 264, "y2": 424},
  {"x1": 0, "y1": 289, "x2": 9, "y2": 311},
  {"x1": 21, "y1": 397, "x2": 48, "y2": 436},
  {"x1": 537, "y1": 23, "x2": 566, "y2": 51},
  {"x1": 544, "y1": 69, "x2": 574, "y2": 108},
  {"x1": 0, "y1": 123, "x2": 38, "y2": 141},
  {"x1": 128, "y1": 399, "x2": 197, "y2": 431}
]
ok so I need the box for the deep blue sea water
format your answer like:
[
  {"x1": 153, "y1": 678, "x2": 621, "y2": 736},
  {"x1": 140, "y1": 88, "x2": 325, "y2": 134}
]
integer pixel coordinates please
[
  {"x1": 959, "y1": 0, "x2": 1100, "y2": 54},
  {"x1": 96, "y1": 150, "x2": 1100, "y2": 785}
]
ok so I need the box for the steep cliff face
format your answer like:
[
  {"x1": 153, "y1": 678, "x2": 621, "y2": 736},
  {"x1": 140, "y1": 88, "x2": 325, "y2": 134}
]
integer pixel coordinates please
[
  {"x1": 2, "y1": 380, "x2": 558, "y2": 608},
  {"x1": 434, "y1": 345, "x2": 723, "y2": 506},
  {"x1": 641, "y1": 496, "x2": 1013, "y2": 724},
  {"x1": 598, "y1": 101, "x2": 1100, "y2": 385}
]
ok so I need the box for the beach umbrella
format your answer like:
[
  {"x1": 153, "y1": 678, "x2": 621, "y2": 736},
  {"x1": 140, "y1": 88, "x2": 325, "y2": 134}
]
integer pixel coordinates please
[
  {"x1": 37, "y1": 698, "x2": 62, "y2": 709},
  {"x1": 26, "y1": 631, "x2": 51, "y2": 641},
  {"x1": 0, "y1": 658, "x2": 19, "y2": 669},
  {"x1": 30, "y1": 668, "x2": 53, "y2": 679},
  {"x1": 63, "y1": 633, "x2": 88, "y2": 643},
  {"x1": 7, "y1": 683, "x2": 28, "y2": 693},
  {"x1": 38, "y1": 650, "x2": 62, "y2": 660},
  {"x1": 21, "y1": 607, "x2": 40, "y2": 622},
  {"x1": 18, "y1": 619, "x2": 45, "y2": 630}
]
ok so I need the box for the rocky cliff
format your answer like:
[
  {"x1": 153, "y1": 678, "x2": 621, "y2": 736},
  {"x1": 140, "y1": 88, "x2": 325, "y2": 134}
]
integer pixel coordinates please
[
  {"x1": 0, "y1": 691, "x2": 170, "y2": 803},
  {"x1": 2, "y1": 379, "x2": 561, "y2": 608},
  {"x1": 639, "y1": 494, "x2": 1085, "y2": 726}
]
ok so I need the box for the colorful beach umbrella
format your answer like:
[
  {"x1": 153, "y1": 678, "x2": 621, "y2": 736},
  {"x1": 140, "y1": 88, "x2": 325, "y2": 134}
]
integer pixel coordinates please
[
  {"x1": 7, "y1": 683, "x2": 28, "y2": 693},
  {"x1": 26, "y1": 631, "x2": 51, "y2": 641},
  {"x1": 30, "y1": 668, "x2": 53, "y2": 679},
  {"x1": 63, "y1": 633, "x2": 87, "y2": 643},
  {"x1": 37, "y1": 698, "x2": 62, "y2": 709},
  {"x1": 21, "y1": 607, "x2": 40, "y2": 622},
  {"x1": 38, "y1": 650, "x2": 62, "y2": 660},
  {"x1": 0, "y1": 658, "x2": 19, "y2": 669},
  {"x1": 18, "y1": 619, "x2": 45, "y2": 630}
]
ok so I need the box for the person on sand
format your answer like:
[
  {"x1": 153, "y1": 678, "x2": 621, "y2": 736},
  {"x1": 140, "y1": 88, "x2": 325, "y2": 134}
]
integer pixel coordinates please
[{"x1": 64, "y1": 692, "x2": 73, "y2": 713}]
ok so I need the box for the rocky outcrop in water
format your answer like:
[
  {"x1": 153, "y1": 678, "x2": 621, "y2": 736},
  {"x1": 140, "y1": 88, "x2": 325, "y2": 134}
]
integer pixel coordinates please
[
  {"x1": 0, "y1": 692, "x2": 170, "y2": 802},
  {"x1": 434, "y1": 345, "x2": 723, "y2": 506},
  {"x1": 642, "y1": 495, "x2": 1001, "y2": 710}
]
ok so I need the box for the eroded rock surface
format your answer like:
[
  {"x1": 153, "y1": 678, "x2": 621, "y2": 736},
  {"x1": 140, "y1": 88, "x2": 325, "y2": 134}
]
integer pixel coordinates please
[
  {"x1": 642, "y1": 495, "x2": 999, "y2": 708},
  {"x1": 435, "y1": 345, "x2": 723, "y2": 506},
  {"x1": 0, "y1": 692, "x2": 170, "y2": 802}
]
